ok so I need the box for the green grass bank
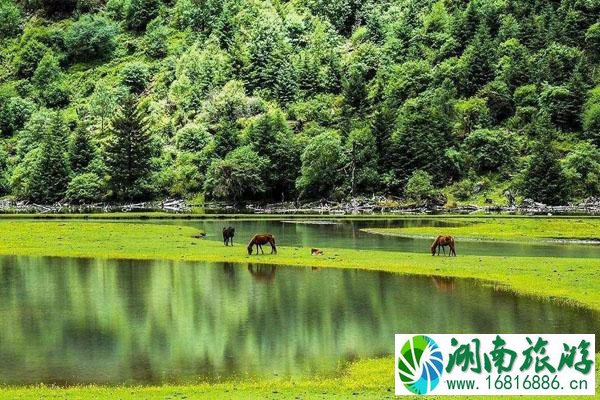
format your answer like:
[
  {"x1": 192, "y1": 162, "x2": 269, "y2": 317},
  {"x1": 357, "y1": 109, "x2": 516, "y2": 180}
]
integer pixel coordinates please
[{"x1": 362, "y1": 217, "x2": 600, "y2": 242}]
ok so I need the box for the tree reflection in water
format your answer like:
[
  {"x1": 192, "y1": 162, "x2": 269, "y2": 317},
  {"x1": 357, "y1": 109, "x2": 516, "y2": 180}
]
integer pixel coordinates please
[{"x1": 0, "y1": 255, "x2": 597, "y2": 385}]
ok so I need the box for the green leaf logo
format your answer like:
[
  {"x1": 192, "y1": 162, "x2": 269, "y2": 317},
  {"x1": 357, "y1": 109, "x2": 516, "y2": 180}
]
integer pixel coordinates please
[{"x1": 397, "y1": 335, "x2": 444, "y2": 394}]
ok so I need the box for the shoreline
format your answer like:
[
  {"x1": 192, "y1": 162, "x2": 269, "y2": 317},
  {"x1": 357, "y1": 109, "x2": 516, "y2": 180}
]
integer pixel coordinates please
[{"x1": 1, "y1": 196, "x2": 600, "y2": 217}]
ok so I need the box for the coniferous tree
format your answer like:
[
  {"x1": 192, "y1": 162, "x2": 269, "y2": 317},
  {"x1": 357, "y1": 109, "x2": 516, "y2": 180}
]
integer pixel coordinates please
[
  {"x1": 69, "y1": 117, "x2": 96, "y2": 174},
  {"x1": 126, "y1": 0, "x2": 159, "y2": 31},
  {"x1": 519, "y1": 118, "x2": 570, "y2": 205},
  {"x1": 26, "y1": 112, "x2": 70, "y2": 203},
  {"x1": 104, "y1": 96, "x2": 155, "y2": 200}
]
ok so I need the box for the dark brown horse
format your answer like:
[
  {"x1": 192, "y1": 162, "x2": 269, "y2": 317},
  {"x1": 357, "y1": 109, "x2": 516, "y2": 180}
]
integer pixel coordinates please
[
  {"x1": 223, "y1": 227, "x2": 235, "y2": 246},
  {"x1": 431, "y1": 235, "x2": 456, "y2": 256},
  {"x1": 247, "y1": 234, "x2": 277, "y2": 255}
]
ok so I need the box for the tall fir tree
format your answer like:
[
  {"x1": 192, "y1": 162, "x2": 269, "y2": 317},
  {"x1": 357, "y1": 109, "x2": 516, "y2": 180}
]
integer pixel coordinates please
[
  {"x1": 26, "y1": 112, "x2": 70, "y2": 203},
  {"x1": 104, "y1": 96, "x2": 155, "y2": 200},
  {"x1": 69, "y1": 117, "x2": 96, "y2": 174},
  {"x1": 520, "y1": 117, "x2": 570, "y2": 205}
]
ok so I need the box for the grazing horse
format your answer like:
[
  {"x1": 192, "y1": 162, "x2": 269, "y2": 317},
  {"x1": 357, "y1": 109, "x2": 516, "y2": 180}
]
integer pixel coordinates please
[
  {"x1": 311, "y1": 248, "x2": 324, "y2": 255},
  {"x1": 223, "y1": 227, "x2": 235, "y2": 246},
  {"x1": 431, "y1": 235, "x2": 456, "y2": 256},
  {"x1": 247, "y1": 234, "x2": 277, "y2": 255}
]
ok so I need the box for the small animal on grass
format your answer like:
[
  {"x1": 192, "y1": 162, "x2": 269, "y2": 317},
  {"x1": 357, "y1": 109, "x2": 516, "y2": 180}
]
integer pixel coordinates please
[
  {"x1": 223, "y1": 227, "x2": 235, "y2": 246},
  {"x1": 431, "y1": 235, "x2": 456, "y2": 256},
  {"x1": 311, "y1": 248, "x2": 324, "y2": 255},
  {"x1": 247, "y1": 234, "x2": 277, "y2": 255},
  {"x1": 192, "y1": 232, "x2": 206, "y2": 239}
]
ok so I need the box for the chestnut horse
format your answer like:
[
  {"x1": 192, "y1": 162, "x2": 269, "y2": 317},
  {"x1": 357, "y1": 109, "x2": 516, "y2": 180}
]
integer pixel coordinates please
[
  {"x1": 247, "y1": 234, "x2": 277, "y2": 255},
  {"x1": 431, "y1": 235, "x2": 456, "y2": 256}
]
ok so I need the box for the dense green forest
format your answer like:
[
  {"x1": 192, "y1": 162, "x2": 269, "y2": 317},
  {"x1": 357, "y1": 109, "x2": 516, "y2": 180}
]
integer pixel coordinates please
[{"x1": 0, "y1": 0, "x2": 599, "y2": 205}]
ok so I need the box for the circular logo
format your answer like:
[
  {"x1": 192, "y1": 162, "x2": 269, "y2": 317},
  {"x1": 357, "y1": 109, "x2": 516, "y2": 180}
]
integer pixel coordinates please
[{"x1": 397, "y1": 335, "x2": 444, "y2": 395}]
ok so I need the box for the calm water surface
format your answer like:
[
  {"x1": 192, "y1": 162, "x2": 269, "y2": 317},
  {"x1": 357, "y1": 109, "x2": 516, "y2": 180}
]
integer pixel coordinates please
[
  {"x1": 152, "y1": 218, "x2": 600, "y2": 258},
  {"x1": 0, "y1": 255, "x2": 598, "y2": 385}
]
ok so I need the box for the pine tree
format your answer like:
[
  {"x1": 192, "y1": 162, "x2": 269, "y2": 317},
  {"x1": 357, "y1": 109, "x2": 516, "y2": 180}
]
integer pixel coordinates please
[
  {"x1": 126, "y1": 0, "x2": 159, "y2": 31},
  {"x1": 520, "y1": 118, "x2": 570, "y2": 205},
  {"x1": 26, "y1": 112, "x2": 70, "y2": 203},
  {"x1": 461, "y1": 25, "x2": 496, "y2": 96},
  {"x1": 104, "y1": 96, "x2": 155, "y2": 200},
  {"x1": 69, "y1": 117, "x2": 96, "y2": 173}
]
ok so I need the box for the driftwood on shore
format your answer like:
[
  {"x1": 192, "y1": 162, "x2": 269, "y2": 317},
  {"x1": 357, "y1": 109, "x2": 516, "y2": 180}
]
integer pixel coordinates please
[
  {"x1": 0, "y1": 196, "x2": 599, "y2": 215},
  {"x1": 0, "y1": 199, "x2": 190, "y2": 214},
  {"x1": 237, "y1": 196, "x2": 600, "y2": 215}
]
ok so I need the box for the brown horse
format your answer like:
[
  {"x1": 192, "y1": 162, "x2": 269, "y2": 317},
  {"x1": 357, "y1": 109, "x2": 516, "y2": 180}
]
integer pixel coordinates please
[
  {"x1": 431, "y1": 235, "x2": 456, "y2": 256},
  {"x1": 247, "y1": 234, "x2": 277, "y2": 255}
]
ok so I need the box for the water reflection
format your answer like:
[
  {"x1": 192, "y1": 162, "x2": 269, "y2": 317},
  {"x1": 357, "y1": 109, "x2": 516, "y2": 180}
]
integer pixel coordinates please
[{"x1": 0, "y1": 255, "x2": 598, "y2": 385}]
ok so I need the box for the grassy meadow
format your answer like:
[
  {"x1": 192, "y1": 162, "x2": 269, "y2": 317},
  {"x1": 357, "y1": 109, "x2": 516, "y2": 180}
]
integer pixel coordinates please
[{"x1": 363, "y1": 217, "x2": 600, "y2": 242}]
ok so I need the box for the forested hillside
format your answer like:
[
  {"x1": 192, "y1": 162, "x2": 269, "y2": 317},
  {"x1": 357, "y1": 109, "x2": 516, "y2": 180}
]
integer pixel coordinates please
[{"x1": 0, "y1": 0, "x2": 599, "y2": 205}]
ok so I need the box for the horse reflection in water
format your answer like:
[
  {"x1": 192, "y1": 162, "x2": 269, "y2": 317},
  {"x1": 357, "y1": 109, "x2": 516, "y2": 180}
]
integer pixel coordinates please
[
  {"x1": 248, "y1": 264, "x2": 277, "y2": 283},
  {"x1": 431, "y1": 276, "x2": 456, "y2": 293}
]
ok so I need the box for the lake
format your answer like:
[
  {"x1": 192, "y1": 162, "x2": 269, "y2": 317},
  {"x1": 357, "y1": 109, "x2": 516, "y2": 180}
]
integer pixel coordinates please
[{"x1": 0, "y1": 255, "x2": 598, "y2": 385}]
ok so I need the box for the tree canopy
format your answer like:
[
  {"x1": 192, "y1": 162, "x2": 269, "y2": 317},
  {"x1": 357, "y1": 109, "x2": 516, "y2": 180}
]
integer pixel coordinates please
[{"x1": 0, "y1": 0, "x2": 598, "y2": 205}]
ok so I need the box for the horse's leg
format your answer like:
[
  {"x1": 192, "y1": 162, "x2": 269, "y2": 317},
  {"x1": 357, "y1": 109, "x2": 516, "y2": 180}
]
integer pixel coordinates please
[{"x1": 260, "y1": 244, "x2": 264, "y2": 254}]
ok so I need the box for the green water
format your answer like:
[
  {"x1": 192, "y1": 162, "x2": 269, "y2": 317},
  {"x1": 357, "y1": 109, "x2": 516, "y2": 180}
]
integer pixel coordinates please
[
  {"x1": 0, "y1": 255, "x2": 598, "y2": 385},
  {"x1": 152, "y1": 218, "x2": 600, "y2": 258}
]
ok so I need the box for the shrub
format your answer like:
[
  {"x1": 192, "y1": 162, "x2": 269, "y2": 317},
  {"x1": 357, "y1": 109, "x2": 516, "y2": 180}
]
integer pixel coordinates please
[
  {"x1": 452, "y1": 179, "x2": 474, "y2": 201},
  {"x1": 16, "y1": 39, "x2": 48, "y2": 78},
  {"x1": 120, "y1": 62, "x2": 150, "y2": 94},
  {"x1": 175, "y1": 123, "x2": 212, "y2": 153},
  {"x1": 204, "y1": 146, "x2": 267, "y2": 202},
  {"x1": 0, "y1": 95, "x2": 35, "y2": 136},
  {"x1": 463, "y1": 129, "x2": 516, "y2": 173},
  {"x1": 65, "y1": 15, "x2": 118, "y2": 62},
  {"x1": 404, "y1": 170, "x2": 438, "y2": 202},
  {"x1": 126, "y1": 0, "x2": 159, "y2": 31},
  {"x1": 562, "y1": 142, "x2": 600, "y2": 198},
  {"x1": 0, "y1": 0, "x2": 22, "y2": 38},
  {"x1": 144, "y1": 18, "x2": 168, "y2": 59},
  {"x1": 296, "y1": 131, "x2": 344, "y2": 198},
  {"x1": 66, "y1": 172, "x2": 105, "y2": 203}
]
